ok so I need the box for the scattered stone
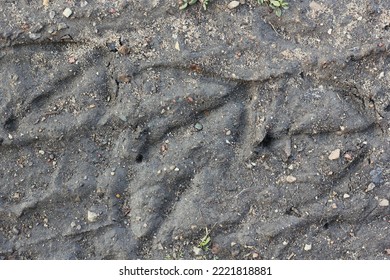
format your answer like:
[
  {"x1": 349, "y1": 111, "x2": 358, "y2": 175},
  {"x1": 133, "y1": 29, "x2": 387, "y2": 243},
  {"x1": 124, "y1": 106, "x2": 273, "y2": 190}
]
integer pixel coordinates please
[
  {"x1": 117, "y1": 74, "x2": 131, "y2": 83},
  {"x1": 70, "y1": 221, "x2": 76, "y2": 228},
  {"x1": 175, "y1": 41, "x2": 180, "y2": 51},
  {"x1": 194, "y1": 122, "x2": 203, "y2": 131},
  {"x1": 43, "y1": 0, "x2": 49, "y2": 7},
  {"x1": 29, "y1": 33, "x2": 41, "y2": 40},
  {"x1": 365, "y1": 183, "x2": 375, "y2": 192},
  {"x1": 174, "y1": 167, "x2": 180, "y2": 172},
  {"x1": 118, "y1": 45, "x2": 130, "y2": 55},
  {"x1": 8, "y1": 134, "x2": 13, "y2": 140},
  {"x1": 225, "y1": 129, "x2": 231, "y2": 136},
  {"x1": 331, "y1": 203, "x2": 337, "y2": 209},
  {"x1": 286, "y1": 175, "x2": 297, "y2": 183},
  {"x1": 68, "y1": 55, "x2": 77, "y2": 64},
  {"x1": 344, "y1": 153, "x2": 352, "y2": 161},
  {"x1": 283, "y1": 241, "x2": 289, "y2": 245},
  {"x1": 284, "y1": 139, "x2": 292, "y2": 160},
  {"x1": 106, "y1": 41, "x2": 117, "y2": 52},
  {"x1": 49, "y1": 10, "x2": 55, "y2": 19},
  {"x1": 343, "y1": 193, "x2": 350, "y2": 199},
  {"x1": 76, "y1": 225, "x2": 81, "y2": 230},
  {"x1": 304, "y1": 244, "x2": 312, "y2": 251},
  {"x1": 57, "y1": 22, "x2": 68, "y2": 31},
  {"x1": 12, "y1": 192, "x2": 20, "y2": 199},
  {"x1": 193, "y1": 246, "x2": 203, "y2": 256},
  {"x1": 80, "y1": 0, "x2": 88, "y2": 8},
  {"x1": 228, "y1": 1, "x2": 240, "y2": 9},
  {"x1": 379, "y1": 199, "x2": 389, "y2": 207},
  {"x1": 38, "y1": 150, "x2": 45, "y2": 155},
  {"x1": 63, "y1": 8, "x2": 73, "y2": 18},
  {"x1": 87, "y1": 210, "x2": 98, "y2": 222},
  {"x1": 328, "y1": 149, "x2": 340, "y2": 160},
  {"x1": 252, "y1": 252, "x2": 259, "y2": 259},
  {"x1": 385, "y1": 249, "x2": 390, "y2": 255},
  {"x1": 12, "y1": 226, "x2": 20, "y2": 235}
]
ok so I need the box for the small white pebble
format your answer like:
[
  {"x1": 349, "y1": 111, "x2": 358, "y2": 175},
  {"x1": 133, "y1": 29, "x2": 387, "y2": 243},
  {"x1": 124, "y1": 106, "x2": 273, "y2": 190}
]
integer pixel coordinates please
[
  {"x1": 365, "y1": 183, "x2": 375, "y2": 192},
  {"x1": 379, "y1": 199, "x2": 389, "y2": 207},
  {"x1": 228, "y1": 1, "x2": 240, "y2": 9},
  {"x1": 63, "y1": 8, "x2": 73, "y2": 18},
  {"x1": 328, "y1": 149, "x2": 340, "y2": 160},
  {"x1": 343, "y1": 193, "x2": 350, "y2": 199},
  {"x1": 304, "y1": 244, "x2": 312, "y2": 251},
  {"x1": 286, "y1": 175, "x2": 297, "y2": 183}
]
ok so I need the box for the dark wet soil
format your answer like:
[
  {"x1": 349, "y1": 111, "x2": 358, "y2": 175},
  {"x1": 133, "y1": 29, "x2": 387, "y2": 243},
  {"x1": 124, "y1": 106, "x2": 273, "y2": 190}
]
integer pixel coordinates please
[{"x1": 0, "y1": 0, "x2": 389, "y2": 260}]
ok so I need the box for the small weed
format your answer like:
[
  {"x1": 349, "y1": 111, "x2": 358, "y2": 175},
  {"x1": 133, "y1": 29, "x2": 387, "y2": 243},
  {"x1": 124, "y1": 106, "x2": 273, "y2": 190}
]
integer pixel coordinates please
[
  {"x1": 257, "y1": 0, "x2": 289, "y2": 17},
  {"x1": 198, "y1": 227, "x2": 211, "y2": 250}
]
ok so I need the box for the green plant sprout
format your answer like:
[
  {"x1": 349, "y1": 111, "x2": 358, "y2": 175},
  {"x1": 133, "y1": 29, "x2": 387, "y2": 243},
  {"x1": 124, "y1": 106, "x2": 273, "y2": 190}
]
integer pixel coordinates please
[
  {"x1": 179, "y1": 0, "x2": 210, "y2": 11},
  {"x1": 258, "y1": 0, "x2": 289, "y2": 17},
  {"x1": 198, "y1": 227, "x2": 211, "y2": 250}
]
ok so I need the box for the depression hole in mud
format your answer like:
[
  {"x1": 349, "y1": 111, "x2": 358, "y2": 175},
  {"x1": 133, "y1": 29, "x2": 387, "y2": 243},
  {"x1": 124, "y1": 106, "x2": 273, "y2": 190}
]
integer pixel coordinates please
[{"x1": 135, "y1": 154, "x2": 143, "y2": 163}]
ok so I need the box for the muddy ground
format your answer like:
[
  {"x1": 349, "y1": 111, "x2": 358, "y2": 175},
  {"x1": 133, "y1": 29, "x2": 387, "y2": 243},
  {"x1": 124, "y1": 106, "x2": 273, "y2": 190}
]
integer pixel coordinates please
[{"x1": 0, "y1": 0, "x2": 389, "y2": 260}]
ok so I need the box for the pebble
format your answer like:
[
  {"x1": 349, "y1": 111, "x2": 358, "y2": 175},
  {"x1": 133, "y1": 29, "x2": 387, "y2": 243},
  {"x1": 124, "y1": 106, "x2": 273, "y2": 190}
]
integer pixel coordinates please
[
  {"x1": 286, "y1": 175, "x2": 297, "y2": 183},
  {"x1": 38, "y1": 150, "x2": 45, "y2": 155},
  {"x1": 80, "y1": 0, "x2": 88, "y2": 7},
  {"x1": 47, "y1": 26, "x2": 56, "y2": 34},
  {"x1": 344, "y1": 153, "x2": 352, "y2": 161},
  {"x1": 194, "y1": 122, "x2": 203, "y2": 131},
  {"x1": 304, "y1": 244, "x2": 312, "y2": 251},
  {"x1": 12, "y1": 192, "x2": 20, "y2": 199},
  {"x1": 365, "y1": 182, "x2": 375, "y2": 192},
  {"x1": 225, "y1": 129, "x2": 231, "y2": 136},
  {"x1": 8, "y1": 134, "x2": 13, "y2": 140},
  {"x1": 70, "y1": 221, "x2": 76, "y2": 228},
  {"x1": 175, "y1": 41, "x2": 180, "y2": 51},
  {"x1": 29, "y1": 33, "x2": 41, "y2": 40},
  {"x1": 328, "y1": 149, "x2": 340, "y2": 160},
  {"x1": 49, "y1": 10, "x2": 55, "y2": 19},
  {"x1": 174, "y1": 167, "x2": 180, "y2": 172},
  {"x1": 118, "y1": 45, "x2": 130, "y2": 55},
  {"x1": 193, "y1": 246, "x2": 203, "y2": 256},
  {"x1": 343, "y1": 193, "x2": 350, "y2": 199},
  {"x1": 12, "y1": 226, "x2": 20, "y2": 235},
  {"x1": 117, "y1": 74, "x2": 131, "y2": 83},
  {"x1": 228, "y1": 1, "x2": 240, "y2": 9},
  {"x1": 57, "y1": 22, "x2": 68, "y2": 31},
  {"x1": 379, "y1": 199, "x2": 389, "y2": 207},
  {"x1": 43, "y1": 0, "x2": 49, "y2": 7},
  {"x1": 76, "y1": 225, "x2": 81, "y2": 230},
  {"x1": 87, "y1": 210, "x2": 98, "y2": 222},
  {"x1": 63, "y1": 8, "x2": 73, "y2": 18}
]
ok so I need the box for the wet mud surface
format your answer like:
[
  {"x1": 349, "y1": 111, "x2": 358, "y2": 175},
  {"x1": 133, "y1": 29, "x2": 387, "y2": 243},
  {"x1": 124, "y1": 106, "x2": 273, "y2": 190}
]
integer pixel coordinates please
[{"x1": 0, "y1": 0, "x2": 389, "y2": 259}]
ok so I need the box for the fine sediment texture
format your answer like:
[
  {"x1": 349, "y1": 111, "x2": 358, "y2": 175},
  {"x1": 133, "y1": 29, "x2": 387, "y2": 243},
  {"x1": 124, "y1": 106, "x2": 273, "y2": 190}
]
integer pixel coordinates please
[{"x1": 0, "y1": 0, "x2": 389, "y2": 260}]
